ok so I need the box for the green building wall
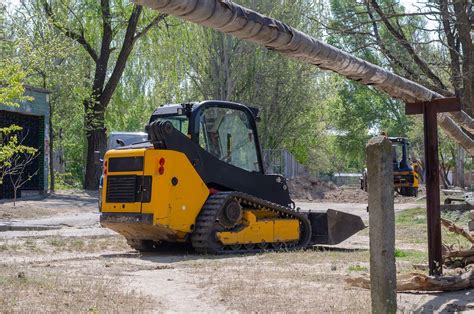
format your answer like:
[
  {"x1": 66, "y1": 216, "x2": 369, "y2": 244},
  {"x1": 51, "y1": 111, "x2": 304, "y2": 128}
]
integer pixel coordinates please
[{"x1": 0, "y1": 86, "x2": 50, "y2": 195}]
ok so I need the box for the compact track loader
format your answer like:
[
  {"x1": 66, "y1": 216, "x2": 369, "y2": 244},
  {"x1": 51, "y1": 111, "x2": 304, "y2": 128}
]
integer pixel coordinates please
[
  {"x1": 100, "y1": 101, "x2": 364, "y2": 253},
  {"x1": 361, "y1": 137, "x2": 421, "y2": 197}
]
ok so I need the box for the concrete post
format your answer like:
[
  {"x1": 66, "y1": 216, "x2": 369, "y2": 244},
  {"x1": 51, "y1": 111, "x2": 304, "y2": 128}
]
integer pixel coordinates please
[{"x1": 367, "y1": 136, "x2": 397, "y2": 314}]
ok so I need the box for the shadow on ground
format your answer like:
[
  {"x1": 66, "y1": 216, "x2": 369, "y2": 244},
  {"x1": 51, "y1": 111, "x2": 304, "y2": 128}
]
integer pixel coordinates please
[{"x1": 409, "y1": 290, "x2": 474, "y2": 312}]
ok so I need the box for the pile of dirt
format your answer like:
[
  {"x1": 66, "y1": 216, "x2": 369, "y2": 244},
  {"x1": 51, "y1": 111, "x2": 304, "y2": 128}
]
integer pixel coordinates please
[
  {"x1": 316, "y1": 186, "x2": 369, "y2": 203},
  {"x1": 289, "y1": 176, "x2": 421, "y2": 203},
  {"x1": 287, "y1": 177, "x2": 337, "y2": 201}
]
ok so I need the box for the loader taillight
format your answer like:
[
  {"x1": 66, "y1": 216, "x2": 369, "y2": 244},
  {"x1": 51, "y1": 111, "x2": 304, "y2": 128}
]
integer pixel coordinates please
[{"x1": 158, "y1": 158, "x2": 165, "y2": 175}]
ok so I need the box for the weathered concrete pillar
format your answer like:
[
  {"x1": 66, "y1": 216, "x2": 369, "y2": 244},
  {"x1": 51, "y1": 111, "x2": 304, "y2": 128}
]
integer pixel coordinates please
[{"x1": 367, "y1": 136, "x2": 397, "y2": 314}]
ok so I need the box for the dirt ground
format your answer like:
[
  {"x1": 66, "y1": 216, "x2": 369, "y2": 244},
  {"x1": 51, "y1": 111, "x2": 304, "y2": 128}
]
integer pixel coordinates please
[
  {"x1": 288, "y1": 176, "x2": 422, "y2": 204},
  {"x1": 1, "y1": 191, "x2": 473, "y2": 312}
]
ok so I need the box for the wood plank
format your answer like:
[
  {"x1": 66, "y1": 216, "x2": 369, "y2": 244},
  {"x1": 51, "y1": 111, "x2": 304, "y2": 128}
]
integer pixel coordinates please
[
  {"x1": 424, "y1": 102, "x2": 443, "y2": 276},
  {"x1": 405, "y1": 97, "x2": 461, "y2": 115}
]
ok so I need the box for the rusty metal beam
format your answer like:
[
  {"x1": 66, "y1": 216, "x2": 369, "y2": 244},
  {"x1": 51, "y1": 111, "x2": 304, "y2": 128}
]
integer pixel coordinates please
[{"x1": 406, "y1": 97, "x2": 461, "y2": 115}]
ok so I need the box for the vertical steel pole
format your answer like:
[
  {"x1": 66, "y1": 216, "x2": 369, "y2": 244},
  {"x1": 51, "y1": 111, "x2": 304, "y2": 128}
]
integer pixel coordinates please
[{"x1": 423, "y1": 102, "x2": 442, "y2": 276}]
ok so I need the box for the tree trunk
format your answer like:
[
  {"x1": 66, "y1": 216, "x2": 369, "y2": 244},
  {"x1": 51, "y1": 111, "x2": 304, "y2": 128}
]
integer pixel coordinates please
[
  {"x1": 440, "y1": 164, "x2": 449, "y2": 189},
  {"x1": 13, "y1": 188, "x2": 16, "y2": 207},
  {"x1": 455, "y1": 144, "x2": 465, "y2": 188},
  {"x1": 84, "y1": 127, "x2": 106, "y2": 190},
  {"x1": 83, "y1": 100, "x2": 107, "y2": 190}
]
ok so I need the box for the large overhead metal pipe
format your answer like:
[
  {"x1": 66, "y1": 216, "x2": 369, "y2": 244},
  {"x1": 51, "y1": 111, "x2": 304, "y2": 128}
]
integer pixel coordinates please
[{"x1": 133, "y1": 0, "x2": 474, "y2": 154}]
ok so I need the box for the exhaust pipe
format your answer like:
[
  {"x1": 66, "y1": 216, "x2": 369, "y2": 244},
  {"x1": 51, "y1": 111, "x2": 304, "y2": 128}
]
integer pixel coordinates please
[{"x1": 307, "y1": 209, "x2": 366, "y2": 245}]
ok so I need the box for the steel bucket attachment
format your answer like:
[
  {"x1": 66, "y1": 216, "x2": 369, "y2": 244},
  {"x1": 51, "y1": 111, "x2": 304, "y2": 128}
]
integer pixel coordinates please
[{"x1": 307, "y1": 209, "x2": 365, "y2": 245}]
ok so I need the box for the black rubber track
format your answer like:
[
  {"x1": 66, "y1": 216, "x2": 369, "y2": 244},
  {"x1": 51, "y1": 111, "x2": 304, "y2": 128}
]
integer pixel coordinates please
[{"x1": 191, "y1": 192, "x2": 312, "y2": 254}]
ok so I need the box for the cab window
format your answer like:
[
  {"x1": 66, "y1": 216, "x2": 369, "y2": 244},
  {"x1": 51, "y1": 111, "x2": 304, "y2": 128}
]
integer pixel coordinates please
[
  {"x1": 154, "y1": 116, "x2": 189, "y2": 134},
  {"x1": 199, "y1": 107, "x2": 260, "y2": 172}
]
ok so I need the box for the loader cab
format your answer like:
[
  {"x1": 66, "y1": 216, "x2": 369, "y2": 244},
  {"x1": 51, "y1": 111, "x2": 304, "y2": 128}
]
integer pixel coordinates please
[
  {"x1": 149, "y1": 101, "x2": 264, "y2": 174},
  {"x1": 389, "y1": 137, "x2": 412, "y2": 172}
]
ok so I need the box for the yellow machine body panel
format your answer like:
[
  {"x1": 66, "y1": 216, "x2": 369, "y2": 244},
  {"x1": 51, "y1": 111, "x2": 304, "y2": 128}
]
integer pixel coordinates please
[
  {"x1": 216, "y1": 211, "x2": 300, "y2": 245},
  {"x1": 101, "y1": 149, "x2": 146, "y2": 213},
  {"x1": 141, "y1": 149, "x2": 209, "y2": 233},
  {"x1": 101, "y1": 148, "x2": 209, "y2": 241}
]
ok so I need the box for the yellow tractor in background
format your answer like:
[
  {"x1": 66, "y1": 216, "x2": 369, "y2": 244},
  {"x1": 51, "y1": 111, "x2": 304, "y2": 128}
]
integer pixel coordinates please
[
  {"x1": 361, "y1": 137, "x2": 421, "y2": 197},
  {"x1": 100, "y1": 100, "x2": 364, "y2": 253}
]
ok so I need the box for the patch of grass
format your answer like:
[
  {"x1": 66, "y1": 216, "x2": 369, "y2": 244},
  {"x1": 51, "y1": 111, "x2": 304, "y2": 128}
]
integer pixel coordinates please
[
  {"x1": 0, "y1": 236, "x2": 130, "y2": 258},
  {"x1": 394, "y1": 249, "x2": 427, "y2": 267},
  {"x1": 396, "y1": 207, "x2": 426, "y2": 225},
  {"x1": 347, "y1": 264, "x2": 368, "y2": 272},
  {"x1": 192, "y1": 251, "x2": 372, "y2": 312},
  {"x1": 0, "y1": 206, "x2": 52, "y2": 220},
  {"x1": 396, "y1": 207, "x2": 472, "y2": 251},
  {"x1": 68, "y1": 239, "x2": 86, "y2": 251},
  {"x1": 0, "y1": 241, "x2": 21, "y2": 252},
  {"x1": 47, "y1": 237, "x2": 66, "y2": 248},
  {"x1": 24, "y1": 239, "x2": 37, "y2": 250},
  {"x1": 442, "y1": 210, "x2": 469, "y2": 225},
  {"x1": 394, "y1": 248, "x2": 424, "y2": 259},
  {"x1": 395, "y1": 208, "x2": 428, "y2": 248},
  {"x1": 0, "y1": 264, "x2": 153, "y2": 313}
]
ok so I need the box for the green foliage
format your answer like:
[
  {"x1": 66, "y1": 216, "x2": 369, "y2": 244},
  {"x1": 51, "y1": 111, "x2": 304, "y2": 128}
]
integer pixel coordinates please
[
  {"x1": 9, "y1": 1, "x2": 90, "y2": 185},
  {"x1": 394, "y1": 249, "x2": 425, "y2": 262},
  {"x1": 0, "y1": 125, "x2": 38, "y2": 184},
  {"x1": 0, "y1": 54, "x2": 38, "y2": 185},
  {"x1": 0, "y1": 63, "x2": 32, "y2": 106},
  {"x1": 4, "y1": 0, "x2": 467, "y2": 185},
  {"x1": 325, "y1": 77, "x2": 413, "y2": 171},
  {"x1": 53, "y1": 171, "x2": 83, "y2": 190}
]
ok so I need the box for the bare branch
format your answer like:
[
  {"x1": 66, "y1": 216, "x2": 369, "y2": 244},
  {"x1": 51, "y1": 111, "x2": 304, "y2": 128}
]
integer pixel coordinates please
[
  {"x1": 42, "y1": 0, "x2": 98, "y2": 63},
  {"x1": 133, "y1": 13, "x2": 167, "y2": 42},
  {"x1": 370, "y1": 0, "x2": 447, "y2": 92}
]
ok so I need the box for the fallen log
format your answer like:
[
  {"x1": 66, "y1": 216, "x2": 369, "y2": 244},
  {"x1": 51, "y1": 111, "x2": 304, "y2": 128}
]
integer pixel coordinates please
[
  {"x1": 346, "y1": 270, "x2": 474, "y2": 292},
  {"x1": 441, "y1": 204, "x2": 473, "y2": 212},
  {"x1": 440, "y1": 217, "x2": 474, "y2": 244},
  {"x1": 444, "y1": 248, "x2": 474, "y2": 259}
]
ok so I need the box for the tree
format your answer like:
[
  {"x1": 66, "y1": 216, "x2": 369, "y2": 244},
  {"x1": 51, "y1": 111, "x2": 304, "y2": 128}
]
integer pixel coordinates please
[
  {"x1": 180, "y1": 0, "x2": 327, "y2": 154},
  {"x1": 3, "y1": 130, "x2": 39, "y2": 206},
  {"x1": 0, "y1": 62, "x2": 38, "y2": 192},
  {"x1": 41, "y1": 0, "x2": 166, "y2": 189},
  {"x1": 6, "y1": 1, "x2": 89, "y2": 190},
  {"x1": 0, "y1": 124, "x2": 39, "y2": 206},
  {"x1": 325, "y1": 0, "x2": 473, "y2": 178}
]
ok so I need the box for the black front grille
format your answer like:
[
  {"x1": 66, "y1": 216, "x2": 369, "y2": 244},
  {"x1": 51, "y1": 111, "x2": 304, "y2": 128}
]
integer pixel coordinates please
[
  {"x1": 106, "y1": 175, "x2": 137, "y2": 203},
  {"x1": 105, "y1": 175, "x2": 153, "y2": 203},
  {"x1": 394, "y1": 174, "x2": 415, "y2": 184}
]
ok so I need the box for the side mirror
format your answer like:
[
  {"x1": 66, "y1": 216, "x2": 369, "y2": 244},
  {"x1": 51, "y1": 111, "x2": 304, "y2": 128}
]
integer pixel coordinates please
[
  {"x1": 116, "y1": 139, "x2": 126, "y2": 147},
  {"x1": 94, "y1": 151, "x2": 101, "y2": 166}
]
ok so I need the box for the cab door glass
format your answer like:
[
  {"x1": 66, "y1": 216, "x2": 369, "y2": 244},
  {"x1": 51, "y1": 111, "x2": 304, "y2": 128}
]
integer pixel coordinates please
[{"x1": 199, "y1": 107, "x2": 260, "y2": 172}]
